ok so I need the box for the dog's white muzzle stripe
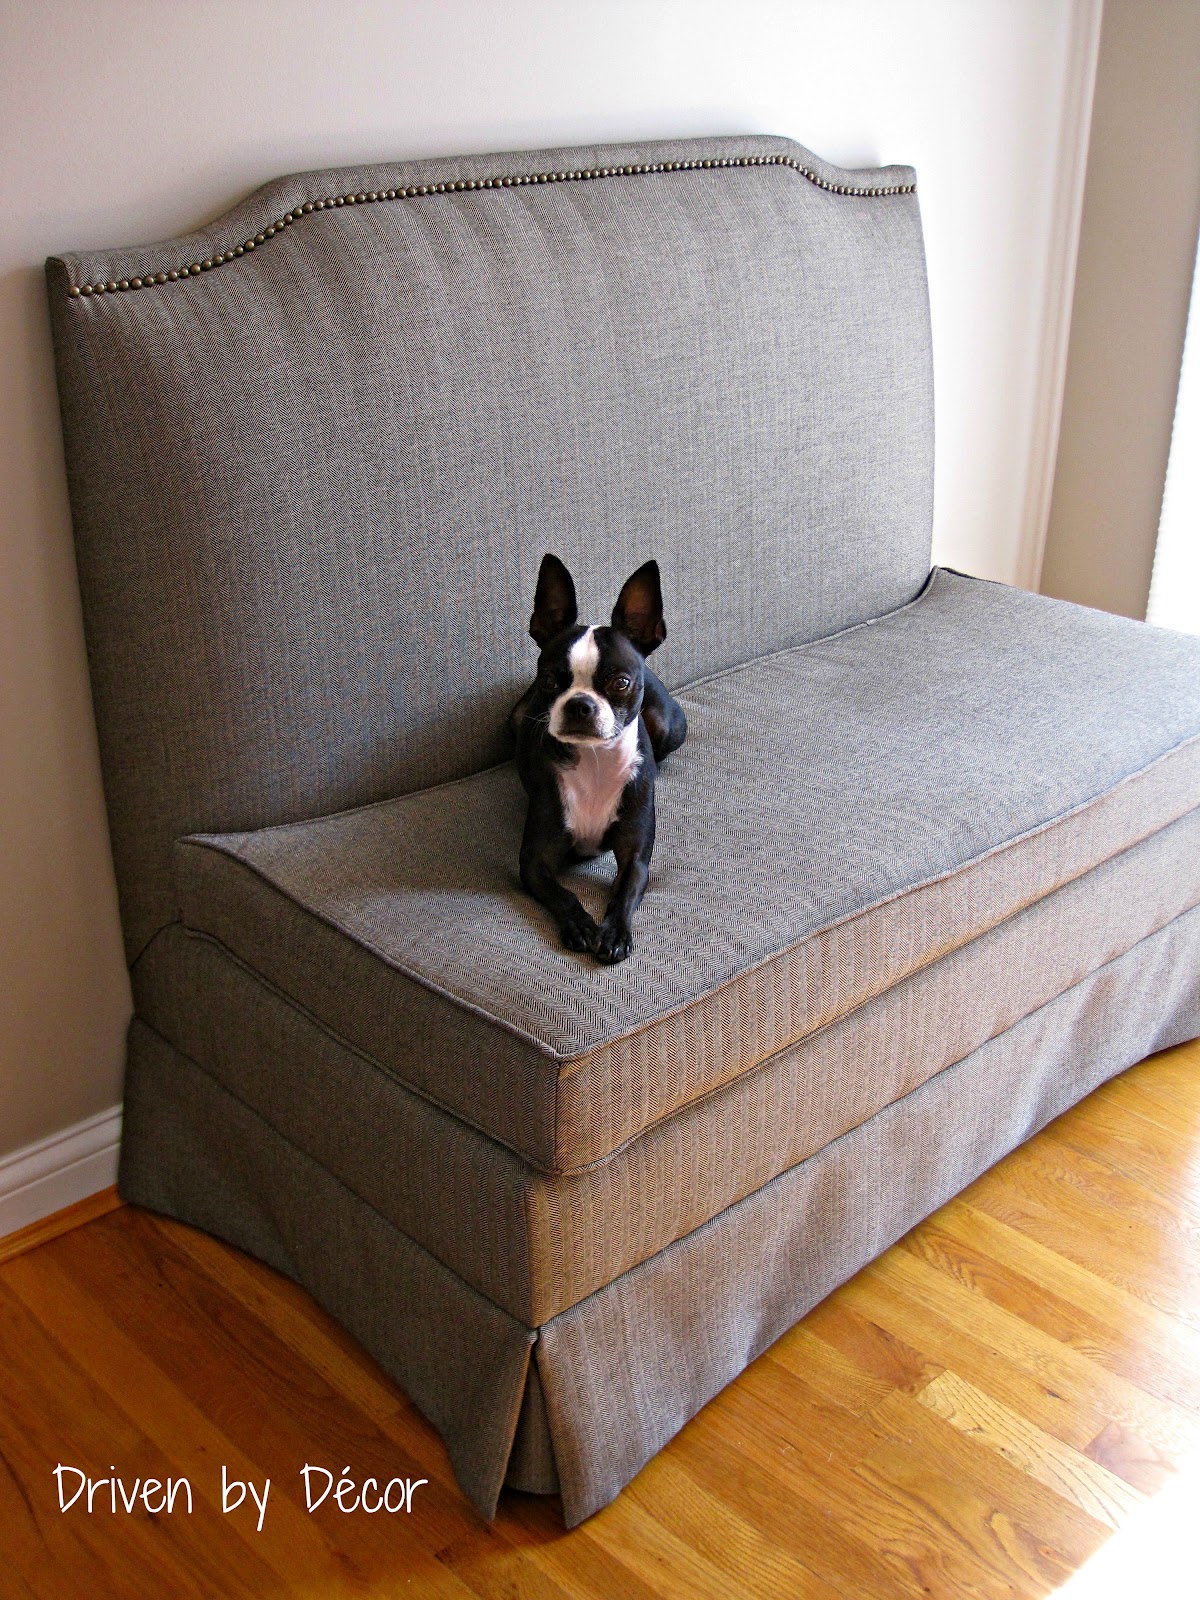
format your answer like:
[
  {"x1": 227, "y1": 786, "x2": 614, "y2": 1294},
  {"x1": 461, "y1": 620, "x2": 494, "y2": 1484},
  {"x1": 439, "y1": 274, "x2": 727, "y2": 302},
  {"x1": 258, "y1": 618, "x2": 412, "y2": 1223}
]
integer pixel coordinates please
[{"x1": 548, "y1": 627, "x2": 618, "y2": 741}]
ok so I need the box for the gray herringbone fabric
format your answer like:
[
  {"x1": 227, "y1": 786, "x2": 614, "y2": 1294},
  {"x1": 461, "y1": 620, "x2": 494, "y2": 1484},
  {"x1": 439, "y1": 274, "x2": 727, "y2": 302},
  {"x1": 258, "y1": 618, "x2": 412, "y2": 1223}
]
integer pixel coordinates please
[
  {"x1": 120, "y1": 1020, "x2": 535, "y2": 1518},
  {"x1": 174, "y1": 570, "x2": 1200, "y2": 1171},
  {"x1": 139, "y1": 801, "x2": 1200, "y2": 1322},
  {"x1": 47, "y1": 133, "x2": 932, "y2": 960},
  {"x1": 120, "y1": 903, "x2": 1200, "y2": 1525},
  {"x1": 535, "y1": 902, "x2": 1200, "y2": 1523},
  {"x1": 51, "y1": 131, "x2": 1200, "y2": 1532}
]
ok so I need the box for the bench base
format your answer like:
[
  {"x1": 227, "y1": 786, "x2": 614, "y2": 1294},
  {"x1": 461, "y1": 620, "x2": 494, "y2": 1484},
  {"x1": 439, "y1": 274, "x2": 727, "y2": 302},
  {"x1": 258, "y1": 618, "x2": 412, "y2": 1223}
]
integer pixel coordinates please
[{"x1": 119, "y1": 903, "x2": 1200, "y2": 1526}]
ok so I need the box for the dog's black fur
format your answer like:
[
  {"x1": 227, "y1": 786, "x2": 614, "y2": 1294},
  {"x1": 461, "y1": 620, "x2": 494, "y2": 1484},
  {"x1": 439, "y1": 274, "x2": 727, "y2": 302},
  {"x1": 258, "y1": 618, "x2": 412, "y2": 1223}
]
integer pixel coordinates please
[{"x1": 509, "y1": 554, "x2": 687, "y2": 963}]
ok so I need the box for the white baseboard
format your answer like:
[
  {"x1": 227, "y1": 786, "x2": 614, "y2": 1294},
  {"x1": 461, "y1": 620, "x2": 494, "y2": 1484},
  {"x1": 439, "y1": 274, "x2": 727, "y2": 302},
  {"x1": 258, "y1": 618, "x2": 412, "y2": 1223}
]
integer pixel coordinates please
[{"x1": 0, "y1": 1106, "x2": 123, "y2": 1240}]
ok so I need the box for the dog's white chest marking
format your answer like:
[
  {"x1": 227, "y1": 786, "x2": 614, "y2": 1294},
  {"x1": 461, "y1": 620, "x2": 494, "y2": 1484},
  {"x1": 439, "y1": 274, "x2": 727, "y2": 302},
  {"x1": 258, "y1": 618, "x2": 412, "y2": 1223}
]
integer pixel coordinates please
[{"x1": 558, "y1": 723, "x2": 642, "y2": 855}]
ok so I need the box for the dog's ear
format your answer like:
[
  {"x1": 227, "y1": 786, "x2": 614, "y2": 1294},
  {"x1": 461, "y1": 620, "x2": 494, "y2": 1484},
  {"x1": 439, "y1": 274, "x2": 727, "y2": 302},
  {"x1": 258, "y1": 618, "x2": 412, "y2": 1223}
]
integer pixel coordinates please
[
  {"x1": 612, "y1": 560, "x2": 667, "y2": 656},
  {"x1": 530, "y1": 553, "x2": 578, "y2": 646}
]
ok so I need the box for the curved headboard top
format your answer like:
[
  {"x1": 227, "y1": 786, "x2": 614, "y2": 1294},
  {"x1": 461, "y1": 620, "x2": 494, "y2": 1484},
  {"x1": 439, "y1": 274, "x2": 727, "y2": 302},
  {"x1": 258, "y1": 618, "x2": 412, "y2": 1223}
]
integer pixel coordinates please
[
  {"x1": 50, "y1": 134, "x2": 916, "y2": 298},
  {"x1": 47, "y1": 133, "x2": 933, "y2": 960}
]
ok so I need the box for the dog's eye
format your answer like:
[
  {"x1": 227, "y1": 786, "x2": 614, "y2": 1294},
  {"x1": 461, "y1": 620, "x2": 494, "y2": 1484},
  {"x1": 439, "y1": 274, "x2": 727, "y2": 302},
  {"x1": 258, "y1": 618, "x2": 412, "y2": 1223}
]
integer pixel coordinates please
[
  {"x1": 609, "y1": 674, "x2": 633, "y2": 695},
  {"x1": 539, "y1": 668, "x2": 558, "y2": 691}
]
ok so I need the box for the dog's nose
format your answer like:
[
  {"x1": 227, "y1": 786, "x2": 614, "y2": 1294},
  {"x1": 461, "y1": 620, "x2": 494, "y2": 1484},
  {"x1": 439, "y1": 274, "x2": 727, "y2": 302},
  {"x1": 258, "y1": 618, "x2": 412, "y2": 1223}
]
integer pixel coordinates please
[{"x1": 563, "y1": 694, "x2": 595, "y2": 720}]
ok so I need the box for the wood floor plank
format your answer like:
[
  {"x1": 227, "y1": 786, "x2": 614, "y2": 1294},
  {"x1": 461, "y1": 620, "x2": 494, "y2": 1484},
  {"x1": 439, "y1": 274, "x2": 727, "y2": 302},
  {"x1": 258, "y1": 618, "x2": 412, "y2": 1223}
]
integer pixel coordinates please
[
  {"x1": 74, "y1": 1211, "x2": 488, "y2": 1593},
  {"x1": 915, "y1": 1371, "x2": 1145, "y2": 1530},
  {"x1": 0, "y1": 1277, "x2": 278, "y2": 1600},
  {"x1": 768, "y1": 1305, "x2": 943, "y2": 1414},
  {"x1": 995, "y1": 1116, "x2": 1200, "y2": 1242},
  {"x1": 670, "y1": 1406, "x2": 919, "y2": 1599},
  {"x1": 835, "y1": 1264, "x2": 1112, "y2": 1458},
  {"x1": 511, "y1": 1507, "x2": 667, "y2": 1600},
  {"x1": 117, "y1": 1216, "x2": 596, "y2": 1600},
  {"x1": 552, "y1": 1494, "x2": 747, "y2": 1600},
  {"x1": 865, "y1": 1389, "x2": 1111, "y2": 1570},
  {"x1": 850, "y1": 1434, "x2": 1067, "y2": 1598},
  {"x1": 908, "y1": 1200, "x2": 1200, "y2": 1413},
  {"x1": 862, "y1": 1245, "x2": 1200, "y2": 1461},
  {"x1": 623, "y1": 1453, "x2": 847, "y2": 1600},
  {"x1": 149, "y1": 1209, "x2": 594, "y2": 1599},
  {"x1": 436, "y1": 1480, "x2": 597, "y2": 1600},
  {"x1": 2, "y1": 1222, "x2": 474, "y2": 1599},
  {"x1": 0, "y1": 1034, "x2": 1197, "y2": 1597},
  {"x1": 966, "y1": 1163, "x2": 1200, "y2": 1331},
  {"x1": 436, "y1": 1522, "x2": 581, "y2": 1600},
  {"x1": 1041, "y1": 1091, "x2": 1200, "y2": 1218},
  {"x1": 156, "y1": 1211, "x2": 422, "y2": 1417},
  {"x1": 1089, "y1": 1077, "x2": 1200, "y2": 1158},
  {"x1": 1082, "y1": 1420, "x2": 1177, "y2": 1496},
  {"x1": 698, "y1": 1357, "x2": 1038, "y2": 1600}
]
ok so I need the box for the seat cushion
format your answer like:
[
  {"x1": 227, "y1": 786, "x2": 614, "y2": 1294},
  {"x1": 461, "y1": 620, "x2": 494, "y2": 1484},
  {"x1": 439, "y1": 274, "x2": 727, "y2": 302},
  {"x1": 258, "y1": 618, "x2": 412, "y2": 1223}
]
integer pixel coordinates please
[{"x1": 173, "y1": 569, "x2": 1200, "y2": 1173}]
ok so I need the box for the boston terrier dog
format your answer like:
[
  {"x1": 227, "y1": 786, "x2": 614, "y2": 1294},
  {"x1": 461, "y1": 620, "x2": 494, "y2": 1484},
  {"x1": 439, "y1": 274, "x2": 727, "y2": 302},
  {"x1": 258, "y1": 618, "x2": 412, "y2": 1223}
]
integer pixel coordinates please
[{"x1": 510, "y1": 554, "x2": 687, "y2": 963}]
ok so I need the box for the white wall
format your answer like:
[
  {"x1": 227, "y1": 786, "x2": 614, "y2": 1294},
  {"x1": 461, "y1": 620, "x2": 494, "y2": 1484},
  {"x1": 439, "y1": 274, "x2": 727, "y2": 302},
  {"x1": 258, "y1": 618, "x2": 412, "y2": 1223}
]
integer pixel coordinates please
[
  {"x1": 1147, "y1": 235, "x2": 1200, "y2": 635},
  {"x1": 0, "y1": 0, "x2": 1099, "y2": 1173}
]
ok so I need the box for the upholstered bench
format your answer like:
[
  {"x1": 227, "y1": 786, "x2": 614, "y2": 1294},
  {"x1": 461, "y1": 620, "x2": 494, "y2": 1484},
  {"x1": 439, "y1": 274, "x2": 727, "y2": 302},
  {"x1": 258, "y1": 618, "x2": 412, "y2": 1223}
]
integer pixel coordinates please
[{"x1": 48, "y1": 134, "x2": 1200, "y2": 1525}]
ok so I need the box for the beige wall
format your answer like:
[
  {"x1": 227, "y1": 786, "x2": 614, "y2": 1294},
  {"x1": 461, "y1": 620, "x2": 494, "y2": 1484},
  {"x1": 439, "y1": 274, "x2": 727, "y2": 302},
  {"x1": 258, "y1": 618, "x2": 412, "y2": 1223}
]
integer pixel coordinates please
[
  {"x1": 1041, "y1": 0, "x2": 1200, "y2": 618},
  {"x1": 0, "y1": 0, "x2": 1099, "y2": 1162}
]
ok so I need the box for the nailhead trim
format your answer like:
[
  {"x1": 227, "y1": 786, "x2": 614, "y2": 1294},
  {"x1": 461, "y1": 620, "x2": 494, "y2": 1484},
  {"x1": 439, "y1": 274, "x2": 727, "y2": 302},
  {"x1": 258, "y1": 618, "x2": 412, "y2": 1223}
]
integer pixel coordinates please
[{"x1": 66, "y1": 153, "x2": 915, "y2": 297}]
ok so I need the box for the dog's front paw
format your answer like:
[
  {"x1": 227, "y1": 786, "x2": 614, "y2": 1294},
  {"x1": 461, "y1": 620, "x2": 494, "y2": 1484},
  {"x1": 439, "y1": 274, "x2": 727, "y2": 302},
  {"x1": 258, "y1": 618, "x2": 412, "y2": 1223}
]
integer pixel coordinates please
[
  {"x1": 594, "y1": 921, "x2": 633, "y2": 964},
  {"x1": 560, "y1": 906, "x2": 600, "y2": 953}
]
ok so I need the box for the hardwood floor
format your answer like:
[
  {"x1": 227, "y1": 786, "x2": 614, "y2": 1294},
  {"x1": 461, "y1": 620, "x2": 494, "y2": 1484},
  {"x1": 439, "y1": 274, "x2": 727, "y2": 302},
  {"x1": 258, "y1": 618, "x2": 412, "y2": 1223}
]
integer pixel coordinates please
[{"x1": 2, "y1": 1037, "x2": 1197, "y2": 1599}]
